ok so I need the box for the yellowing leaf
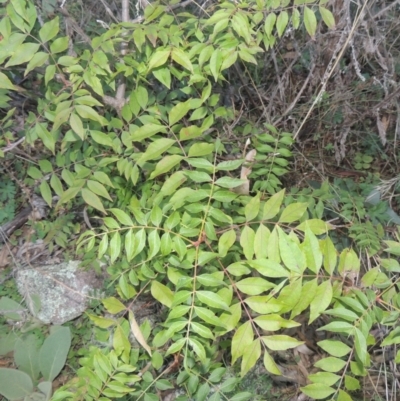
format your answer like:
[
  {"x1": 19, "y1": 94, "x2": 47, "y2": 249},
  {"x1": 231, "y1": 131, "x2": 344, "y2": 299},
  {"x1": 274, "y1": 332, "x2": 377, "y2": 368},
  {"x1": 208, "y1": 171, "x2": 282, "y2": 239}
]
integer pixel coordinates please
[{"x1": 129, "y1": 311, "x2": 152, "y2": 356}]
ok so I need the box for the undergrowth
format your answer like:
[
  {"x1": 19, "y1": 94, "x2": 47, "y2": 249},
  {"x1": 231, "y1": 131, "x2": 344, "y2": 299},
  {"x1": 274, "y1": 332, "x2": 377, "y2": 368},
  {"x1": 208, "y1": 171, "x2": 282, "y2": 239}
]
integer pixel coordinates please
[{"x1": 0, "y1": 1, "x2": 400, "y2": 401}]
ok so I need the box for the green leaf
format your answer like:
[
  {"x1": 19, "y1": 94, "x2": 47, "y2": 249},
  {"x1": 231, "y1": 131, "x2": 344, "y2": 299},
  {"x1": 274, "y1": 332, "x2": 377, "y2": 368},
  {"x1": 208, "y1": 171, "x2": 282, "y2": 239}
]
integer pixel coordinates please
[
  {"x1": 138, "y1": 138, "x2": 175, "y2": 163},
  {"x1": 210, "y1": 48, "x2": 222, "y2": 81},
  {"x1": 180, "y1": 125, "x2": 203, "y2": 140},
  {"x1": 191, "y1": 322, "x2": 214, "y2": 339},
  {"x1": 50, "y1": 36, "x2": 69, "y2": 53},
  {"x1": 337, "y1": 389, "x2": 353, "y2": 401},
  {"x1": 171, "y1": 48, "x2": 193, "y2": 72},
  {"x1": 344, "y1": 375, "x2": 360, "y2": 391},
  {"x1": 40, "y1": 180, "x2": 52, "y2": 207},
  {"x1": 103, "y1": 297, "x2": 126, "y2": 314},
  {"x1": 109, "y1": 208, "x2": 134, "y2": 226},
  {"x1": 81, "y1": 188, "x2": 106, "y2": 214},
  {"x1": 262, "y1": 335, "x2": 303, "y2": 351},
  {"x1": 302, "y1": 225, "x2": 322, "y2": 274},
  {"x1": 231, "y1": 321, "x2": 253, "y2": 364},
  {"x1": 24, "y1": 51, "x2": 49, "y2": 76},
  {"x1": 0, "y1": 368, "x2": 33, "y2": 400},
  {"x1": 240, "y1": 226, "x2": 255, "y2": 260},
  {"x1": 218, "y1": 229, "x2": 236, "y2": 257},
  {"x1": 147, "y1": 49, "x2": 170, "y2": 71},
  {"x1": 169, "y1": 100, "x2": 192, "y2": 126},
  {"x1": 304, "y1": 6, "x2": 317, "y2": 37},
  {"x1": 196, "y1": 291, "x2": 230, "y2": 312},
  {"x1": 236, "y1": 277, "x2": 274, "y2": 295},
  {"x1": 254, "y1": 315, "x2": 300, "y2": 331},
  {"x1": 320, "y1": 236, "x2": 337, "y2": 274},
  {"x1": 151, "y1": 281, "x2": 173, "y2": 308},
  {"x1": 241, "y1": 339, "x2": 261, "y2": 377},
  {"x1": 314, "y1": 357, "x2": 347, "y2": 373},
  {"x1": 309, "y1": 280, "x2": 332, "y2": 323},
  {"x1": 278, "y1": 202, "x2": 308, "y2": 223},
  {"x1": 214, "y1": 177, "x2": 247, "y2": 189},
  {"x1": 188, "y1": 338, "x2": 206, "y2": 361},
  {"x1": 39, "y1": 17, "x2": 59, "y2": 42},
  {"x1": 254, "y1": 224, "x2": 270, "y2": 259},
  {"x1": 354, "y1": 328, "x2": 367, "y2": 365},
  {"x1": 301, "y1": 383, "x2": 335, "y2": 399},
  {"x1": 317, "y1": 340, "x2": 351, "y2": 358},
  {"x1": 195, "y1": 307, "x2": 226, "y2": 328},
  {"x1": 5, "y1": 42, "x2": 40, "y2": 67},
  {"x1": 308, "y1": 372, "x2": 340, "y2": 386},
  {"x1": 39, "y1": 327, "x2": 71, "y2": 381},
  {"x1": 264, "y1": 12, "x2": 277, "y2": 38},
  {"x1": 0, "y1": 72, "x2": 18, "y2": 90},
  {"x1": 109, "y1": 232, "x2": 121, "y2": 263},
  {"x1": 150, "y1": 155, "x2": 182, "y2": 179},
  {"x1": 245, "y1": 192, "x2": 260, "y2": 222},
  {"x1": 263, "y1": 189, "x2": 284, "y2": 219},
  {"x1": 98, "y1": 234, "x2": 108, "y2": 259},
  {"x1": 14, "y1": 336, "x2": 40, "y2": 381},
  {"x1": 188, "y1": 142, "x2": 214, "y2": 157},
  {"x1": 276, "y1": 11, "x2": 289, "y2": 37},
  {"x1": 249, "y1": 259, "x2": 289, "y2": 278},
  {"x1": 319, "y1": 6, "x2": 335, "y2": 29},
  {"x1": 130, "y1": 123, "x2": 167, "y2": 141},
  {"x1": 263, "y1": 351, "x2": 281, "y2": 375},
  {"x1": 87, "y1": 180, "x2": 112, "y2": 201},
  {"x1": 153, "y1": 67, "x2": 171, "y2": 89}
]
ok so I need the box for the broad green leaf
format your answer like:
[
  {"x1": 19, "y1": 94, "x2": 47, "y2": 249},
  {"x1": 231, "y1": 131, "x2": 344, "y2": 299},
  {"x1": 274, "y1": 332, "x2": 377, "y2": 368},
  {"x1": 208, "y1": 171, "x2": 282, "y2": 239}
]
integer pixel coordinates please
[
  {"x1": 290, "y1": 278, "x2": 318, "y2": 319},
  {"x1": 160, "y1": 171, "x2": 186, "y2": 196},
  {"x1": 301, "y1": 383, "x2": 335, "y2": 400},
  {"x1": 151, "y1": 281, "x2": 173, "y2": 308},
  {"x1": 109, "y1": 231, "x2": 121, "y2": 263},
  {"x1": 236, "y1": 277, "x2": 274, "y2": 295},
  {"x1": 262, "y1": 335, "x2": 303, "y2": 351},
  {"x1": 171, "y1": 48, "x2": 193, "y2": 72},
  {"x1": 320, "y1": 236, "x2": 337, "y2": 274},
  {"x1": 314, "y1": 357, "x2": 346, "y2": 373},
  {"x1": 218, "y1": 303, "x2": 241, "y2": 334},
  {"x1": 138, "y1": 138, "x2": 175, "y2": 163},
  {"x1": 276, "y1": 11, "x2": 288, "y2": 37},
  {"x1": 297, "y1": 219, "x2": 332, "y2": 235},
  {"x1": 338, "y1": 389, "x2": 353, "y2": 401},
  {"x1": 308, "y1": 372, "x2": 341, "y2": 386},
  {"x1": 109, "y1": 208, "x2": 134, "y2": 226},
  {"x1": 191, "y1": 322, "x2": 214, "y2": 339},
  {"x1": 304, "y1": 6, "x2": 317, "y2": 37},
  {"x1": 302, "y1": 225, "x2": 322, "y2": 274},
  {"x1": 216, "y1": 159, "x2": 243, "y2": 171},
  {"x1": 354, "y1": 328, "x2": 367, "y2": 364},
  {"x1": 70, "y1": 113, "x2": 85, "y2": 140},
  {"x1": 180, "y1": 125, "x2": 203, "y2": 140},
  {"x1": 319, "y1": 6, "x2": 335, "y2": 29},
  {"x1": 188, "y1": 142, "x2": 214, "y2": 157},
  {"x1": 215, "y1": 177, "x2": 247, "y2": 189},
  {"x1": 50, "y1": 36, "x2": 69, "y2": 53},
  {"x1": 317, "y1": 340, "x2": 351, "y2": 358},
  {"x1": 264, "y1": 12, "x2": 276, "y2": 38},
  {"x1": 0, "y1": 368, "x2": 33, "y2": 400},
  {"x1": 231, "y1": 321, "x2": 253, "y2": 364},
  {"x1": 40, "y1": 180, "x2": 52, "y2": 207},
  {"x1": 153, "y1": 67, "x2": 171, "y2": 89},
  {"x1": 263, "y1": 351, "x2": 281, "y2": 375},
  {"x1": 218, "y1": 229, "x2": 236, "y2": 257},
  {"x1": 103, "y1": 297, "x2": 126, "y2": 314},
  {"x1": 5, "y1": 42, "x2": 40, "y2": 67},
  {"x1": 76, "y1": 106, "x2": 106, "y2": 125},
  {"x1": 130, "y1": 123, "x2": 167, "y2": 141},
  {"x1": 98, "y1": 234, "x2": 108, "y2": 259},
  {"x1": 254, "y1": 315, "x2": 300, "y2": 331},
  {"x1": 81, "y1": 188, "x2": 106, "y2": 214},
  {"x1": 244, "y1": 296, "x2": 283, "y2": 314},
  {"x1": 309, "y1": 280, "x2": 332, "y2": 323},
  {"x1": 254, "y1": 224, "x2": 270, "y2": 259},
  {"x1": 87, "y1": 180, "x2": 112, "y2": 201},
  {"x1": 188, "y1": 338, "x2": 206, "y2": 361},
  {"x1": 344, "y1": 375, "x2": 360, "y2": 391},
  {"x1": 24, "y1": 51, "x2": 48, "y2": 76},
  {"x1": 147, "y1": 49, "x2": 170, "y2": 71},
  {"x1": 0, "y1": 72, "x2": 18, "y2": 90},
  {"x1": 39, "y1": 17, "x2": 59, "y2": 42},
  {"x1": 278, "y1": 202, "x2": 308, "y2": 223},
  {"x1": 210, "y1": 49, "x2": 222, "y2": 81},
  {"x1": 169, "y1": 100, "x2": 192, "y2": 126},
  {"x1": 195, "y1": 306, "x2": 226, "y2": 328},
  {"x1": 241, "y1": 339, "x2": 261, "y2": 377},
  {"x1": 148, "y1": 229, "x2": 160, "y2": 259},
  {"x1": 278, "y1": 227, "x2": 305, "y2": 272},
  {"x1": 263, "y1": 189, "x2": 284, "y2": 219},
  {"x1": 150, "y1": 155, "x2": 182, "y2": 179},
  {"x1": 39, "y1": 327, "x2": 71, "y2": 381},
  {"x1": 196, "y1": 291, "x2": 230, "y2": 312},
  {"x1": 318, "y1": 321, "x2": 354, "y2": 335},
  {"x1": 49, "y1": 175, "x2": 63, "y2": 198},
  {"x1": 14, "y1": 336, "x2": 40, "y2": 381},
  {"x1": 240, "y1": 225, "x2": 255, "y2": 260},
  {"x1": 245, "y1": 192, "x2": 260, "y2": 222}
]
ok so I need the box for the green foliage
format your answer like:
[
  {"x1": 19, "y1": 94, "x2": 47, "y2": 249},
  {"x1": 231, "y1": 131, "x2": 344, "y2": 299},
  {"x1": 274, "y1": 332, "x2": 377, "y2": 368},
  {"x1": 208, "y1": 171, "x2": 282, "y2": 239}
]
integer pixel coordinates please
[
  {"x1": 1, "y1": 0, "x2": 399, "y2": 400},
  {"x1": 0, "y1": 325, "x2": 71, "y2": 401}
]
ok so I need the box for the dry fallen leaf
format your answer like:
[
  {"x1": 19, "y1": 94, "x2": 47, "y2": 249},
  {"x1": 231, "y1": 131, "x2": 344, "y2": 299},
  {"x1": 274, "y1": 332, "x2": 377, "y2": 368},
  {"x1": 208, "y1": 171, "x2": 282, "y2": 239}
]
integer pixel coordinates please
[{"x1": 129, "y1": 310, "x2": 152, "y2": 356}]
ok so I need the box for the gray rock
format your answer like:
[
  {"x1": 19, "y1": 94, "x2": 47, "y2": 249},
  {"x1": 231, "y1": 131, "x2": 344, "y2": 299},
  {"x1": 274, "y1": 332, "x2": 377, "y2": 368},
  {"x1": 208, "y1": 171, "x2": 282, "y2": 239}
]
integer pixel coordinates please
[{"x1": 16, "y1": 260, "x2": 104, "y2": 324}]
